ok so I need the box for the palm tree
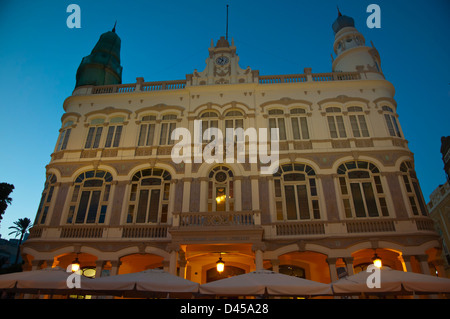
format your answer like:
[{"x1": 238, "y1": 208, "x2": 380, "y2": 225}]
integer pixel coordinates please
[{"x1": 8, "y1": 217, "x2": 32, "y2": 265}]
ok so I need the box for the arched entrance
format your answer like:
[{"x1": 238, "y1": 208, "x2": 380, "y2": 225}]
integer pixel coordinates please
[
  {"x1": 278, "y1": 251, "x2": 330, "y2": 283},
  {"x1": 119, "y1": 253, "x2": 164, "y2": 274}
]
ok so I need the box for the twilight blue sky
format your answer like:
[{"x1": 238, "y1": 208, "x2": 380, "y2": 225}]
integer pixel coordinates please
[{"x1": 0, "y1": 0, "x2": 449, "y2": 239}]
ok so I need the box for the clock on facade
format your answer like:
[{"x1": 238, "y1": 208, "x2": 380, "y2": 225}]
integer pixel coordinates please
[{"x1": 215, "y1": 56, "x2": 229, "y2": 65}]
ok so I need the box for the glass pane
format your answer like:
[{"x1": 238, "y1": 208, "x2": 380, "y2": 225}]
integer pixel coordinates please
[
  {"x1": 343, "y1": 199, "x2": 352, "y2": 218},
  {"x1": 127, "y1": 205, "x2": 134, "y2": 223},
  {"x1": 291, "y1": 118, "x2": 300, "y2": 140},
  {"x1": 93, "y1": 127, "x2": 103, "y2": 148},
  {"x1": 284, "y1": 185, "x2": 297, "y2": 220},
  {"x1": 276, "y1": 201, "x2": 283, "y2": 221},
  {"x1": 336, "y1": 116, "x2": 346, "y2": 138},
  {"x1": 168, "y1": 123, "x2": 176, "y2": 145},
  {"x1": 312, "y1": 200, "x2": 320, "y2": 219},
  {"x1": 350, "y1": 115, "x2": 360, "y2": 137},
  {"x1": 384, "y1": 114, "x2": 395, "y2": 136},
  {"x1": 300, "y1": 117, "x2": 309, "y2": 139},
  {"x1": 409, "y1": 196, "x2": 419, "y2": 215},
  {"x1": 392, "y1": 116, "x2": 401, "y2": 137},
  {"x1": 412, "y1": 182, "x2": 427, "y2": 215},
  {"x1": 98, "y1": 205, "x2": 107, "y2": 223},
  {"x1": 350, "y1": 183, "x2": 366, "y2": 217},
  {"x1": 62, "y1": 129, "x2": 71, "y2": 150},
  {"x1": 161, "y1": 204, "x2": 168, "y2": 223},
  {"x1": 136, "y1": 190, "x2": 149, "y2": 223},
  {"x1": 297, "y1": 185, "x2": 310, "y2": 220},
  {"x1": 75, "y1": 191, "x2": 90, "y2": 223},
  {"x1": 358, "y1": 115, "x2": 369, "y2": 137},
  {"x1": 46, "y1": 186, "x2": 54, "y2": 202},
  {"x1": 327, "y1": 116, "x2": 337, "y2": 138},
  {"x1": 339, "y1": 177, "x2": 348, "y2": 195},
  {"x1": 141, "y1": 178, "x2": 162, "y2": 186},
  {"x1": 57, "y1": 130, "x2": 65, "y2": 151},
  {"x1": 138, "y1": 125, "x2": 147, "y2": 146},
  {"x1": 71, "y1": 185, "x2": 80, "y2": 202},
  {"x1": 130, "y1": 184, "x2": 137, "y2": 201},
  {"x1": 105, "y1": 126, "x2": 115, "y2": 148},
  {"x1": 147, "y1": 124, "x2": 155, "y2": 146},
  {"x1": 67, "y1": 206, "x2": 75, "y2": 224},
  {"x1": 148, "y1": 189, "x2": 160, "y2": 223},
  {"x1": 163, "y1": 183, "x2": 170, "y2": 200},
  {"x1": 402, "y1": 175, "x2": 412, "y2": 192},
  {"x1": 103, "y1": 184, "x2": 110, "y2": 201},
  {"x1": 113, "y1": 126, "x2": 122, "y2": 147},
  {"x1": 86, "y1": 190, "x2": 101, "y2": 223},
  {"x1": 362, "y1": 182, "x2": 378, "y2": 217},
  {"x1": 274, "y1": 179, "x2": 282, "y2": 197},
  {"x1": 277, "y1": 118, "x2": 286, "y2": 140},
  {"x1": 374, "y1": 176, "x2": 383, "y2": 193},
  {"x1": 40, "y1": 206, "x2": 49, "y2": 224},
  {"x1": 309, "y1": 179, "x2": 317, "y2": 196},
  {"x1": 85, "y1": 127, "x2": 95, "y2": 148},
  {"x1": 216, "y1": 187, "x2": 226, "y2": 212},
  {"x1": 379, "y1": 198, "x2": 389, "y2": 216},
  {"x1": 159, "y1": 123, "x2": 168, "y2": 145}
]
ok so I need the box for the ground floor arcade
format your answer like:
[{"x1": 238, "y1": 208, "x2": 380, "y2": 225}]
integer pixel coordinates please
[{"x1": 22, "y1": 238, "x2": 447, "y2": 286}]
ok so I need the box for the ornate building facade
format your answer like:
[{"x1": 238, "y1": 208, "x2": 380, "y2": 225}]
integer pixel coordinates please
[{"x1": 23, "y1": 12, "x2": 446, "y2": 284}]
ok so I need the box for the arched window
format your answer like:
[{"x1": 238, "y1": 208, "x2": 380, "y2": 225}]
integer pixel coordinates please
[
  {"x1": 347, "y1": 106, "x2": 369, "y2": 138},
  {"x1": 208, "y1": 166, "x2": 234, "y2": 212},
  {"x1": 66, "y1": 170, "x2": 113, "y2": 224},
  {"x1": 268, "y1": 109, "x2": 286, "y2": 140},
  {"x1": 34, "y1": 174, "x2": 57, "y2": 225},
  {"x1": 127, "y1": 168, "x2": 171, "y2": 223},
  {"x1": 290, "y1": 108, "x2": 309, "y2": 140},
  {"x1": 382, "y1": 106, "x2": 401, "y2": 137},
  {"x1": 273, "y1": 163, "x2": 320, "y2": 221},
  {"x1": 326, "y1": 107, "x2": 346, "y2": 138},
  {"x1": 337, "y1": 161, "x2": 389, "y2": 218},
  {"x1": 138, "y1": 115, "x2": 157, "y2": 146},
  {"x1": 400, "y1": 161, "x2": 427, "y2": 216}
]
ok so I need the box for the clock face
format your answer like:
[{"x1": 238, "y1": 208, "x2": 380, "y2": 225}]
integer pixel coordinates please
[{"x1": 216, "y1": 56, "x2": 229, "y2": 66}]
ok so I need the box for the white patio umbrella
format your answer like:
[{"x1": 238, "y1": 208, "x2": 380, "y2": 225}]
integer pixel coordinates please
[
  {"x1": 0, "y1": 267, "x2": 91, "y2": 294},
  {"x1": 199, "y1": 269, "x2": 333, "y2": 297},
  {"x1": 332, "y1": 266, "x2": 450, "y2": 295},
  {"x1": 82, "y1": 268, "x2": 199, "y2": 298}
]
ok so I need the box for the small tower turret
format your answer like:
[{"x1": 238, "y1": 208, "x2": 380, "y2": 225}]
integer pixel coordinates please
[
  {"x1": 331, "y1": 9, "x2": 383, "y2": 79},
  {"x1": 75, "y1": 24, "x2": 123, "y2": 89}
]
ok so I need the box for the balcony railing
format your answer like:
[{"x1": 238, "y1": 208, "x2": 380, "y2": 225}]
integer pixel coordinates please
[
  {"x1": 173, "y1": 211, "x2": 261, "y2": 228},
  {"x1": 26, "y1": 217, "x2": 436, "y2": 241},
  {"x1": 75, "y1": 70, "x2": 363, "y2": 96}
]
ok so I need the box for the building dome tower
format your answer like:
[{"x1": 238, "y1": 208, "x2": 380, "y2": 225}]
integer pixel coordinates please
[
  {"x1": 331, "y1": 9, "x2": 383, "y2": 79},
  {"x1": 75, "y1": 24, "x2": 123, "y2": 89}
]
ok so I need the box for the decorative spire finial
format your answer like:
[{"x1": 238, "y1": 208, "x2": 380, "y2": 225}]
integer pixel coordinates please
[
  {"x1": 112, "y1": 21, "x2": 117, "y2": 33},
  {"x1": 337, "y1": 6, "x2": 342, "y2": 17}
]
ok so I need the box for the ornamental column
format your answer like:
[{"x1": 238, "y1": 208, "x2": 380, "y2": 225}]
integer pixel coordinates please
[
  {"x1": 252, "y1": 243, "x2": 266, "y2": 270},
  {"x1": 327, "y1": 257, "x2": 338, "y2": 282},
  {"x1": 417, "y1": 254, "x2": 431, "y2": 275}
]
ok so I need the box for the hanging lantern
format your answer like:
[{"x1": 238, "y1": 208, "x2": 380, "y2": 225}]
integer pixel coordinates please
[
  {"x1": 216, "y1": 254, "x2": 225, "y2": 273},
  {"x1": 70, "y1": 255, "x2": 81, "y2": 272},
  {"x1": 372, "y1": 253, "x2": 382, "y2": 268}
]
